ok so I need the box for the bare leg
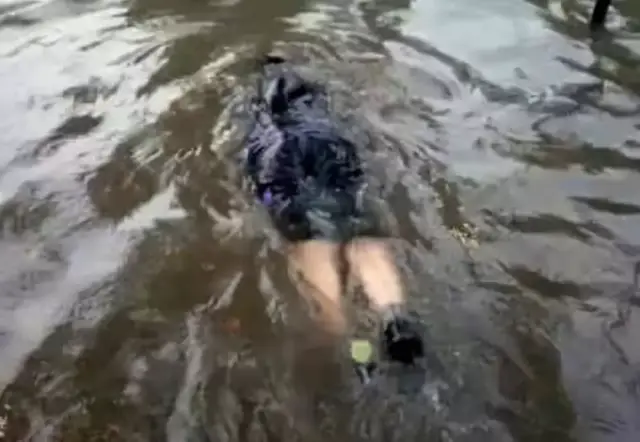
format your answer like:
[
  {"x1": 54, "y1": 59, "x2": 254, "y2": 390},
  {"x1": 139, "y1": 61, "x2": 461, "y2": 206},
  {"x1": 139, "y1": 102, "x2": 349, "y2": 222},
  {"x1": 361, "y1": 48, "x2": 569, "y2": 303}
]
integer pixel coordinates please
[
  {"x1": 345, "y1": 237, "x2": 405, "y2": 315},
  {"x1": 346, "y1": 237, "x2": 424, "y2": 364},
  {"x1": 287, "y1": 240, "x2": 346, "y2": 336}
]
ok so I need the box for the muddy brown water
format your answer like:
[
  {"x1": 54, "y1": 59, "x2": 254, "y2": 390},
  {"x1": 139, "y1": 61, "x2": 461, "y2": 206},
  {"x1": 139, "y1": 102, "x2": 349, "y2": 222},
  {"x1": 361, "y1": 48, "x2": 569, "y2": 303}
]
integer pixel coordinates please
[{"x1": 1, "y1": 0, "x2": 640, "y2": 440}]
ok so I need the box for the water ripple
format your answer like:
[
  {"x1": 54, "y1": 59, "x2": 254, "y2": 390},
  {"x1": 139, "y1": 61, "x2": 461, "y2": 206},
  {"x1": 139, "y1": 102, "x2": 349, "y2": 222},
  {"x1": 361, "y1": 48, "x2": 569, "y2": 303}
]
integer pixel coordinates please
[{"x1": 1, "y1": 0, "x2": 640, "y2": 441}]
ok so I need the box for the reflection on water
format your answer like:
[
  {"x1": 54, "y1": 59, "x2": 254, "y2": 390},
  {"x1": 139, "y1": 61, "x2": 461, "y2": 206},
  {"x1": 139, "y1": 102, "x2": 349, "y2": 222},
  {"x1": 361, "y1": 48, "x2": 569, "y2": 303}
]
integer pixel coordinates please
[{"x1": 0, "y1": 0, "x2": 640, "y2": 440}]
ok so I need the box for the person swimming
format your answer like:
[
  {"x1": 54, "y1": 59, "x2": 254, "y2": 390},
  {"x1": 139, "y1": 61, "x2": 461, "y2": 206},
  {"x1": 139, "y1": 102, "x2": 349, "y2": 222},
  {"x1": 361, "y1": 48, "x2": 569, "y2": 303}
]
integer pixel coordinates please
[{"x1": 244, "y1": 54, "x2": 424, "y2": 365}]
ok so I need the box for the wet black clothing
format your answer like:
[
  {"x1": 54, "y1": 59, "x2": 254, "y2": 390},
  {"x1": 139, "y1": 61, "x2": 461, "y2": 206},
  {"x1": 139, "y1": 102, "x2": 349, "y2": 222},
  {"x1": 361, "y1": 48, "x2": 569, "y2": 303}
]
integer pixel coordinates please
[{"x1": 244, "y1": 58, "x2": 382, "y2": 242}]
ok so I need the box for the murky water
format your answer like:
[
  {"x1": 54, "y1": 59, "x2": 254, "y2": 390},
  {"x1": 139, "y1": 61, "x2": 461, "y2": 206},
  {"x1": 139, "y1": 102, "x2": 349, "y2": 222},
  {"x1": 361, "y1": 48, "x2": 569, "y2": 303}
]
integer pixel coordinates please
[{"x1": 1, "y1": 0, "x2": 639, "y2": 440}]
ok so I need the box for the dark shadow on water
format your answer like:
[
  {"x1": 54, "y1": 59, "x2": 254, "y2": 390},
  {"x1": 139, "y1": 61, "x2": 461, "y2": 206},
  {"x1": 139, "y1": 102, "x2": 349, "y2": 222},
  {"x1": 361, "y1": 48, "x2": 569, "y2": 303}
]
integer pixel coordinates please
[{"x1": 493, "y1": 330, "x2": 577, "y2": 442}]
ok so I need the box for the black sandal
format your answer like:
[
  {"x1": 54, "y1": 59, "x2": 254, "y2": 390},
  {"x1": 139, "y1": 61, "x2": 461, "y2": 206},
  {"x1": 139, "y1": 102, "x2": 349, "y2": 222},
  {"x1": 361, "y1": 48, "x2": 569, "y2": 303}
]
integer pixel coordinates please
[{"x1": 381, "y1": 311, "x2": 425, "y2": 365}]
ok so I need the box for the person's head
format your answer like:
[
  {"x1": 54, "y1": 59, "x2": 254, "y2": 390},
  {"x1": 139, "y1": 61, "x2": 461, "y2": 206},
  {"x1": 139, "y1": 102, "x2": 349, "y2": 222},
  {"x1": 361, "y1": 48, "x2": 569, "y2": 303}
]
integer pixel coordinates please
[{"x1": 255, "y1": 54, "x2": 326, "y2": 117}]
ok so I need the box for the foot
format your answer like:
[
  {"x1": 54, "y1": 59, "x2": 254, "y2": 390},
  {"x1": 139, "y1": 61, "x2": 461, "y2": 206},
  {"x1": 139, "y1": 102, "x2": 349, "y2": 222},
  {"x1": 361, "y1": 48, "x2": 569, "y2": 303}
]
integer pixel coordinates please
[{"x1": 381, "y1": 311, "x2": 425, "y2": 365}]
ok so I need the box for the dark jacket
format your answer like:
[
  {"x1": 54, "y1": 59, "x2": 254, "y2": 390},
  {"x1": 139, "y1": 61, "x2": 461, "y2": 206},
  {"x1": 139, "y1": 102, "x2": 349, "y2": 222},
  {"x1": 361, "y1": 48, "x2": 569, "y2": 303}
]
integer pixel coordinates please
[{"x1": 244, "y1": 58, "x2": 364, "y2": 214}]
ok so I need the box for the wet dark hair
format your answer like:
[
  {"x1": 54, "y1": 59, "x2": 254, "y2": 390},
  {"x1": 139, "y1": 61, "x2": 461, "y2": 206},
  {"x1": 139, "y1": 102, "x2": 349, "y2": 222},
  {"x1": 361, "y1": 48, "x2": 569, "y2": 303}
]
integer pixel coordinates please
[{"x1": 254, "y1": 54, "x2": 324, "y2": 119}]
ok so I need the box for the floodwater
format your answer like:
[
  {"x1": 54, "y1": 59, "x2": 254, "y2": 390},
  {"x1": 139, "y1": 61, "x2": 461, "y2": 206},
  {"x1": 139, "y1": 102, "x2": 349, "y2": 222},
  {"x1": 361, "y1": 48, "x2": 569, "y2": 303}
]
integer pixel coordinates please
[{"x1": 0, "y1": 0, "x2": 639, "y2": 440}]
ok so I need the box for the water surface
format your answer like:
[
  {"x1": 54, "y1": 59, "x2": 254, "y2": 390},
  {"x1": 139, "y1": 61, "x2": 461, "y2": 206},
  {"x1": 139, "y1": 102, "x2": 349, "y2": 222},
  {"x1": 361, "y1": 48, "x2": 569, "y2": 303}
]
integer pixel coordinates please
[{"x1": 1, "y1": 0, "x2": 640, "y2": 440}]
